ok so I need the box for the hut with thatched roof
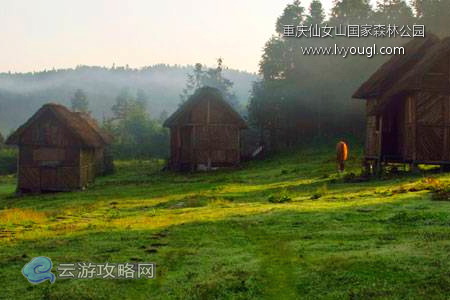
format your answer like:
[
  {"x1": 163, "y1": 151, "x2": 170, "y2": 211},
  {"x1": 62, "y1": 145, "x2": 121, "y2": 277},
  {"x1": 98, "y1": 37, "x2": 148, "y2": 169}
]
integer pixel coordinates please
[
  {"x1": 75, "y1": 112, "x2": 114, "y2": 175},
  {"x1": 6, "y1": 103, "x2": 113, "y2": 193},
  {"x1": 353, "y1": 35, "x2": 450, "y2": 171},
  {"x1": 164, "y1": 87, "x2": 247, "y2": 171}
]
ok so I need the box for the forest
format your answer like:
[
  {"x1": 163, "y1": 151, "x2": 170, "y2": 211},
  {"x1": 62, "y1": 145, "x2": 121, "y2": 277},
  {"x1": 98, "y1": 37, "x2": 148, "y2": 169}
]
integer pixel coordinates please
[
  {"x1": 0, "y1": 0, "x2": 449, "y2": 174},
  {"x1": 2, "y1": 0, "x2": 450, "y2": 299},
  {"x1": 0, "y1": 63, "x2": 256, "y2": 135},
  {"x1": 248, "y1": 0, "x2": 450, "y2": 149},
  {"x1": 0, "y1": 61, "x2": 256, "y2": 168}
]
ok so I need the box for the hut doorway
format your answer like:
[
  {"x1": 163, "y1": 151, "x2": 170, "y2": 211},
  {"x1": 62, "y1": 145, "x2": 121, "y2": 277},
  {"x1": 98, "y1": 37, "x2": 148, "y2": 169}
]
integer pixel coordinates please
[
  {"x1": 180, "y1": 126, "x2": 193, "y2": 169},
  {"x1": 380, "y1": 101, "x2": 403, "y2": 161}
]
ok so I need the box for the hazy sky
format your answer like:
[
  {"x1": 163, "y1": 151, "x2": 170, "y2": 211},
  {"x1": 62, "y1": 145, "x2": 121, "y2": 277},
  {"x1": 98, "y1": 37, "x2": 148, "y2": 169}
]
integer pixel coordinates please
[{"x1": 0, "y1": 0, "x2": 379, "y2": 73}]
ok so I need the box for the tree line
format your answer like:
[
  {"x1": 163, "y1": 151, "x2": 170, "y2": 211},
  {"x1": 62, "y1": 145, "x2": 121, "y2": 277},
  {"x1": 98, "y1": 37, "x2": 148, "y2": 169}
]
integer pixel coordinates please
[
  {"x1": 70, "y1": 59, "x2": 238, "y2": 160},
  {"x1": 0, "y1": 131, "x2": 16, "y2": 175},
  {"x1": 70, "y1": 87, "x2": 168, "y2": 160},
  {"x1": 0, "y1": 64, "x2": 257, "y2": 135},
  {"x1": 0, "y1": 59, "x2": 242, "y2": 175},
  {"x1": 248, "y1": 0, "x2": 450, "y2": 151}
]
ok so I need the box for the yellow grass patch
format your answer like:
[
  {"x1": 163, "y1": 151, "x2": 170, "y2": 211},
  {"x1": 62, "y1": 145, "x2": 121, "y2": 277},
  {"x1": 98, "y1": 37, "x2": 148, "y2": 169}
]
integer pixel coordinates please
[{"x1": 0, "y1": 208, "x2": 48, "y2": 225}]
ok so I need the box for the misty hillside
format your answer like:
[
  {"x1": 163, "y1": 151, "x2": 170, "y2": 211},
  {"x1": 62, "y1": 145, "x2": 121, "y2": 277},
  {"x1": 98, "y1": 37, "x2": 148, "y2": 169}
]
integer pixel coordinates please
[{"x1": 0, "y1": 65, "x2": 259, "y2": 134}]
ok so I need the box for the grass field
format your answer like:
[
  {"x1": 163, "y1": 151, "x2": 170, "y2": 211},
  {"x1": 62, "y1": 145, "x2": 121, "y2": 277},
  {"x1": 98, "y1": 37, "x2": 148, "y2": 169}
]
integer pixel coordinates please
[{"x1": 2, "y1": 145, "x2": 450, "y2": 299}]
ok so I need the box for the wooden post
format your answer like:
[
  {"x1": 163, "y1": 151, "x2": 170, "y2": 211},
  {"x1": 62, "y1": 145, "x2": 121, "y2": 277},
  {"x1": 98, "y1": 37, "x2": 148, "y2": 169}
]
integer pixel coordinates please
[
  {"x1": 376, "y1": 115, "x2": 383, "y2": 175},
  {"x1": 443, "y1": 96, "x2": 449, "y2": 166},
  {"x1": 191, "y1": 125, "x2": 196, "y2": 171},
  {"x1": 411, "y1": 95, "x2": 418, "y2": 172},
  {"x1": 363, "y1": 158, "x2": 372, "y2": 176},
  {"x1": 176, "y1": 127, "x2": 181, "y2": 170},
  {"x1": 442, "y1": 95, "x2": 450, "y2": 171},
  {"x1": 237, "y1": 127, "x2": 240, "y2": 165},
  {"x1": 16, "y1": 147, "x2": 21, "y2": 194},
  {"x1": 207, "y1": 99, "x2": 211, "y2": 170}
]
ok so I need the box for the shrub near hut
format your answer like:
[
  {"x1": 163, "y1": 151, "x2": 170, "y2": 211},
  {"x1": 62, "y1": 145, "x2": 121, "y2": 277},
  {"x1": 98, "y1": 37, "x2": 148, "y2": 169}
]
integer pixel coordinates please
[{"x1": 0, "y1": 148, "x2": 17, "y2": 175}]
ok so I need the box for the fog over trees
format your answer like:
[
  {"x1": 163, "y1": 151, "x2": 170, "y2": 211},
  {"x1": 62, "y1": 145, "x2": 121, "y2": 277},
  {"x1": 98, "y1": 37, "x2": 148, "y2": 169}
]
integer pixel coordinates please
[
  {"x1": 0, "y1": 64, "x2": 258, "y2": 135},
  {"x1": 248, "y1": 0, "x2": 450, "y2": 150},
  {"x1": 0, "y1": 0, "x2": 448, "y2": 157}
]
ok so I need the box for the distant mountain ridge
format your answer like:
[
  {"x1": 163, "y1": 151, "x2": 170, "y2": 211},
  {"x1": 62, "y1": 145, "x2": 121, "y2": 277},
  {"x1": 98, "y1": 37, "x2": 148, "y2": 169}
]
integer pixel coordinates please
[{"x1": 0, "y1": 64, "x2": 259, "y2": 134}]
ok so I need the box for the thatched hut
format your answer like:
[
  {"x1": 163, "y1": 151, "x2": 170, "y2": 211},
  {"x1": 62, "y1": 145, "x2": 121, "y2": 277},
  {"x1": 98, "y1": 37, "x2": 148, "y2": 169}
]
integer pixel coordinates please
[
  {"x1": 6, "y1": 103, "x2": 112, "y2": 193},
  {"x1": 164, "y1": 87, "x2": 247, "y2": 171},
  {"x1": 75, "y1": 112, "x2": 114, "y2": 175},
  {"x1": 353, "y1": 35, "x2": 450, "y2": 171}
]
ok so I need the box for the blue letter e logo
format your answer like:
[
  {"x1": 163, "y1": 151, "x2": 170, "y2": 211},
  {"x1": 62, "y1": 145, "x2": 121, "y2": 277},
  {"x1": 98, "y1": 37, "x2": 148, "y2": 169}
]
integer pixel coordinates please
[{"x1": 22, "y1": 256, "x2": 55, "y2": 284}]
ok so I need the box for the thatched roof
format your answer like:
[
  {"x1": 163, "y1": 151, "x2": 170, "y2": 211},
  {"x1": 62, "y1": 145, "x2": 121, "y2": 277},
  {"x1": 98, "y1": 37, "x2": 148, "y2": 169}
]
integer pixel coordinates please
[
  {"x1": 76, "y1": 112, "x2": 113, "y2": 145},
  {"x1": 383, "y1": 37, "x2": 450, "y2": 97},
  {"x1": 364, "y1": 37, "x2": 450, "y2": 114},
  {"x1": 6, "y1": 103, "x2": 111, "y2": 147},
  {"x1": 353, "y1": 34, "x2": 440, "y2": 99},
  {"x1": 163, "y1": 86, "x2": 247, "y2": 129}
]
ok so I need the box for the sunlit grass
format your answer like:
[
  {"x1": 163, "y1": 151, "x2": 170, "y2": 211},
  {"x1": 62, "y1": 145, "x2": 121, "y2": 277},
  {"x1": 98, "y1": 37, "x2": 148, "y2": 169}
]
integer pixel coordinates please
[
  {"x1": 3, "y1": 145, "x2": 450, "y2": 299},
  {"x1": 0, "y1": 208, "x2": 48, "y2": 225}
]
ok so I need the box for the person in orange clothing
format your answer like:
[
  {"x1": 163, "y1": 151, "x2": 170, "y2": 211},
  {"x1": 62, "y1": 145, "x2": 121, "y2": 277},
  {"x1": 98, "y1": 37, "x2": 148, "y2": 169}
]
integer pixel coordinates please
[{"x1": 336, "y1": 141, "x2": 349, "y2": 172}]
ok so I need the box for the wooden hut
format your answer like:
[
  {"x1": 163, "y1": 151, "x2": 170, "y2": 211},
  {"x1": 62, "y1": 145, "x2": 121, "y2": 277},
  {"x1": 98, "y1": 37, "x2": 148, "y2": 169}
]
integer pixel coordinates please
[
  {"x1": 75, "y1": 112, "x2": 114, "y2": 175},
  {"x1": 164, "y1": 87, "x2": 247, "y2": 171},
  {"x1": 5, "y1": 103, "x2": 112, "y2": 193},
  {"x1": 353, "y1": 35, "x2": 450, "y2": 171}
]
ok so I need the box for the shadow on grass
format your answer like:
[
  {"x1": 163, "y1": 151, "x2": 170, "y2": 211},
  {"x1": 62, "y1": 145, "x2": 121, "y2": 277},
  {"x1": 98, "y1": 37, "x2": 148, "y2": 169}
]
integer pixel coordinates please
[{"x1": 3, "y1": 196, "x2": 450, "y2": 299}]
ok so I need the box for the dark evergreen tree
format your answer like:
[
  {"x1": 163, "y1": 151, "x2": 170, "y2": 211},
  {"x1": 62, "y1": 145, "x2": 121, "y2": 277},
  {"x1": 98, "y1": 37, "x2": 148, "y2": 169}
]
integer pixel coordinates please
[
  {"x1": 375, "y1": 0, "x2": 414, "y2": 24},
  {"x1": 306, "y1": 0, "x2": 325, "y2": 25},
  {"x1": 70, "y1": 89, "x2": 89, "y2": 113},
  {"x1": 0, "y1": 131, "x2": 4, "y2": 148},
  {"x1": 330, "y1": 0, "x2": 373, "y2": 24},
  {"x1": 108, "y1": 88, "x2": 168, "y2": 159},
  {"x1": 250, "y1": 0, "x2": 396, "y2": 150},
  {"x1": 112, "y1": 88, "x2": 134, "y2": 121},
  {"x1": 180, "y1": 58, "x2": 239, "y2": 109},
  {"x1": 136, "y1": 88, "x2": 149, "y2": 112},
  {"x1": 275, "y1": 0, "x2": 305, "y2": 35},
  {"x1": 413, "y1": 0, "x2": 450, "y2": 37}
]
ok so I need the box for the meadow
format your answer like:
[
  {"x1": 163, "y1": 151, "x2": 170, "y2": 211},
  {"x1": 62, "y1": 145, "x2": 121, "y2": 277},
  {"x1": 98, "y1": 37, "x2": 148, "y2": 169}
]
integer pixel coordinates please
[{"x1": 2, "y1": 145, "x2": 450, "y2": 299}]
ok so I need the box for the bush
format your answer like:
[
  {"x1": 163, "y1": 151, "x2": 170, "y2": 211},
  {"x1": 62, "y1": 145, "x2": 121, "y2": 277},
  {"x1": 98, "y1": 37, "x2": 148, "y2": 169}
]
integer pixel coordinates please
[
  {"x1": 267, "y1": 189, "x2": 292, "y2": 203},
  {"x1": 311, "y1": 183, "x2": 328, "y2": 200},
  {"x1": 429, "y1": 181, "x2": 450, "y2": 201},
  {"x1": 0, "y1": 148, "x2": 17, "y2": 175},
  {"x1": 392, "y1": 177, "x2": 444, "y2": 195}
]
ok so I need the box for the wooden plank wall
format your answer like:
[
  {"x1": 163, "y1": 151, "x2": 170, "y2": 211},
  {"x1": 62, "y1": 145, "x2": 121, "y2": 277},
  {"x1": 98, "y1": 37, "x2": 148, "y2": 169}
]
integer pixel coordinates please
[
  {"x1": 402, "y1": 96, "x2": 415, "y2": 161},
  {"x1": 169, "y1": 97, "x2": 242, "y2": 169},
  {"x1": 18, "y1": 145, "x2": 82, "y2": 191},
  {"x1": 15, "y1": 109, "x2": 107, "y2": 192},
  {"x1": 415, "y1": 92, "x2": 449, "y2": 161},
  {"x1": 365, "y1": 100, "x2": 379, "y2": 157},
  {"x1": 80, "y1": 149, "x2": 95, "y2": 187}
]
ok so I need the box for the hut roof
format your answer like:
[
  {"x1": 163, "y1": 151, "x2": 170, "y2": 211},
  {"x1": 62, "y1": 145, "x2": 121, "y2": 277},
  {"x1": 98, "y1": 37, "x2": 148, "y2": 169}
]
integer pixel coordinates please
[
  {"x1": 76, "y1": 112, "x2": 113, "y2": 145},
  {"x1": 6, "y1": 103, "x2": 110, "y2": 147},
  {"x1": 367, "y1": 37, "x2": 450, "y2": 114},
  {"x1": 163, "y1": 86, "x2": 248, "y2": 129},
  {"x1": 385, "y1": 37, "x2": 450, "y2": 95},
  {"x1": 352, "y1": 35, "x2": 440, "y2": 99}
]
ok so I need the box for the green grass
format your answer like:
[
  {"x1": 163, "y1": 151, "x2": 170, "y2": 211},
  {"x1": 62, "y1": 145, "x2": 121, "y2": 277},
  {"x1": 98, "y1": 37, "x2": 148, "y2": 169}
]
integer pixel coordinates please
[
  {"x1": 2, "y1": 146, "x2": 450, "y2": 299},
  {"x1": 0, "y1": 148, "x2": 17, "y2": 175}
]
